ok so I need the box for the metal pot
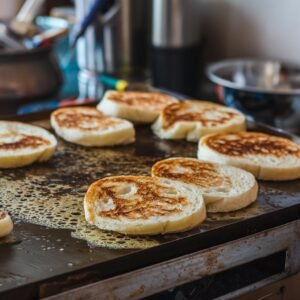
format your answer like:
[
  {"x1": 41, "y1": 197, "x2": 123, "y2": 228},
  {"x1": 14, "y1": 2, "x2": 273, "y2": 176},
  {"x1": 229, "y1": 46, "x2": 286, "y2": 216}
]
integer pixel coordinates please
[
  {"x1": 75, "y1": 0, "x2": 150, "y2": 78},
  {"x1": 0, "y1": 46, "x2": 62, "y2": 115},
  {"x1": 74, "y1": 0, "x2": 151, "y2": 99}
]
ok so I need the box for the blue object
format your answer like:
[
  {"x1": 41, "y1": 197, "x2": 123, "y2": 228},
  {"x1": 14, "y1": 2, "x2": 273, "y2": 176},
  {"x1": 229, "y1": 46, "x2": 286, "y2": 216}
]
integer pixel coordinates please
[
  {"x1": 17, "y1": 98, "x2": 97, "y2": 114},
  {"x1": 18, "y1": 100, "x2": 60, "y2": 114},
  {"x1": 70, "y1": 0, "x2": 105, "y2": 48}
]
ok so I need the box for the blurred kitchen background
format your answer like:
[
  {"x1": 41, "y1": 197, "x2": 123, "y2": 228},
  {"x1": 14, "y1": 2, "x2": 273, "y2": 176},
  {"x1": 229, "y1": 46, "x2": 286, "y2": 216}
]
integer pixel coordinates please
[{"x1": 1, "y1": 0, "x2": 300, "y2": 133}]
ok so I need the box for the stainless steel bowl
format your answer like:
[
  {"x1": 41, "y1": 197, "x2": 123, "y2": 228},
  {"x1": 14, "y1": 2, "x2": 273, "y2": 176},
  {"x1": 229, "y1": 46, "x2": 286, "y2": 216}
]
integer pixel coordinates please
[{"x1": 207, "y1": 59, "x2": 300, "y2": 133}]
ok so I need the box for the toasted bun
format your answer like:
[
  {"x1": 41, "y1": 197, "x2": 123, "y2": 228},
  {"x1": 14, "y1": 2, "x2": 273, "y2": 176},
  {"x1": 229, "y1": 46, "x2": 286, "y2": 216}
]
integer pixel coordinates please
[
  {"x1": 84, "y1": 176, "x2": 206, "y2": 235},
  {"x1": 51, "y1": 107, "x2": 135, "y2": 146},
  {"x1": 0, "y1": 121, "x2": 57, "y2": 168},
  {"x1": 0, "y1": 210, "x2": 13, "y2": 237},
  {"x1": 198, "y1": 132, "x2": 300, "y2": 181},
  {"x1": 97, "y1": 90, "x2": 179, "y2": 123},
  {"x1": 152, "y1": 100, "x2": 246, "y2": 142},
  {"x1": 152, "y1": 158, "x2": 258, "y2": 212}
]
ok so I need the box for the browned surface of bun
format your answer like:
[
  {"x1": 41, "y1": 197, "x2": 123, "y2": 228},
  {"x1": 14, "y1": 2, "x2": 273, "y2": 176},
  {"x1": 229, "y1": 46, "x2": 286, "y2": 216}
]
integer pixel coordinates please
[
  {"x1": 161, "y1": 101, "x2": 241, "y2": 129},
  {"x1": 0, "y1": 210, "x2": 6, "y2": 220},
  {"x1": 205, "y1": 132, "x2": 300, "y2": 158},
  {"x1": 0, "y1": 133, "x2": 50, "y2": 150},
  {"x1": 152, "y1": 158, "x2": 231, "y2": 188},
  {"x1": 85, "y1": 176, "x2": 188, "y2": 222},
  {"x1": 106, "y1": 91, "x2": 178, "y2": 111},
  {"x1": 51, "y1": 107, "x2": 122, "y2": 131}
]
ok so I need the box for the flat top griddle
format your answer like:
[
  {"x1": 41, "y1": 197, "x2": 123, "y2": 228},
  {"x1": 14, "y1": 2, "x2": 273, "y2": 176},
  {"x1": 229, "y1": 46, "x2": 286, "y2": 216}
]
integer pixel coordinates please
[{"x1": 1, "y1": 111, "x2": 300, "y2": 300}]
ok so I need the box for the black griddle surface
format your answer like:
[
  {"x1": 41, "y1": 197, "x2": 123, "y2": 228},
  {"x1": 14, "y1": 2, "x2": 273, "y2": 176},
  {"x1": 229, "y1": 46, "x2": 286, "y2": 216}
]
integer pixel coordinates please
[{"x1": 1, "y1": 114, "x2": 300, "y2": 300}]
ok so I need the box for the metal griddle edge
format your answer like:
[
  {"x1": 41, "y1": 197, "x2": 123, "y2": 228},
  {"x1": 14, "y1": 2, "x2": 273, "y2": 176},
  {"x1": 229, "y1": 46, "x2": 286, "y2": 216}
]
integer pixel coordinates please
[{"x1": 1, "y1": 101, "x2": 300, "y2": 300}]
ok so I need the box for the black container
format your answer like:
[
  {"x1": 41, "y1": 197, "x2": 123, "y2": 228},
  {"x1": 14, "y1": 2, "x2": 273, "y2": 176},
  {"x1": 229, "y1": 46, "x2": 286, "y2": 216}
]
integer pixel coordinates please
[
  {"x1": 0, "y1": 47, "x2": 62, "y2": 115},
  {"x1": 151, "y1": 45, "x2": 200, "y2": 96},
  {"x1": 151, "y1": 0, "x2": 201, "y2": 97}
]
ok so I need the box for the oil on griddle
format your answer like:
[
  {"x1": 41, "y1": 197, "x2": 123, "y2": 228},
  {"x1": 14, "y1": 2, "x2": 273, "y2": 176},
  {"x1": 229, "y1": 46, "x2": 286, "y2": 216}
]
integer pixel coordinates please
[
  {"x1": 0, "y1": 120, "x2": 196, "y2": 249},
  {"x1": 1, "y1": 119, "x2": 299, "y2": 249}
]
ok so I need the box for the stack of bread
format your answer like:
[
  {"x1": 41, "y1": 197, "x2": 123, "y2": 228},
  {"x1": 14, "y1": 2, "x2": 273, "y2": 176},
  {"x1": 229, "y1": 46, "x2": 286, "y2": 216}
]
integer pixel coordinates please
[
  {"x1": 84, "y1": 91, "x2": 300, "y2": 235},
  {"x1": 1, "y1": 89, "x2": 300, "y2": 238},
  {"x1": 84, "y1": 156, "x2": 260, "y2": 235}
]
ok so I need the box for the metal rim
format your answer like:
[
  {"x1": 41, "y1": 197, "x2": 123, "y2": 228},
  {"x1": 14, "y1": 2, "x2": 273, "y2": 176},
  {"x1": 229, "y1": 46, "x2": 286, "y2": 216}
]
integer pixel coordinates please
[{"x1": 207, "y1": 58, "x2": 300, "y2": 95}]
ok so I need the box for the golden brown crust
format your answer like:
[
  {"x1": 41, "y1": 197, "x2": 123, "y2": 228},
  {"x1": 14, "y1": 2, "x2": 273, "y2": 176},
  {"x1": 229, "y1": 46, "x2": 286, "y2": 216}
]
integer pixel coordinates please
[
  {"x1": 0, "y1": 133, "x2": 50, "y2": 150},
  {"x1": 52, "y1": 107, "x2": 122, "y2": 131},
  {"x1": 205, "y1": 132, "x2": 300, "y2": 158},
  {"x1": 0, "y1": 210, "x2": 6, "y2": 220},
  {"x1": 152, "y1": 158, "x2": 232, "y2": 188},
  {"x1": 85, "y1": 176, "x2": 188, "y2": 221},
  {"x1": 161, "y1": 101, "x2": 242, "y2": 129},
  {"x1": 107, "y1": 91, "x2": 178, "y2": 112}
]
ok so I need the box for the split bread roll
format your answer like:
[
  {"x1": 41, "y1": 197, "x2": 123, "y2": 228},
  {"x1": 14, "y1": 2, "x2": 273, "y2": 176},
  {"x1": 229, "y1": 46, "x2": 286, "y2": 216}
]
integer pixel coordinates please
[
  {"x1": 152, "y1": 158, "x2": 258, "y2": 212},
  {"x1": 0, "y1": 211, "x2": 13, "y2": 238},
  {"x1": 152, "y1": 100, "x2": 246, "y2": 142},
  {"x1": 198, "y1": 131, "x2": 300, "y2": 181},
  {"x1": 84, "y1": 176, "x2": 206, "y2": 235},
  {"x1": 0, "y1": 121, "x2": 57, "y2": 168},
  {"x1": 51, "y1": 107, "x2": 135, "y2": 146},
  {"x1": 97, "y1": 90, "x2": 179, "y2": 123}
]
